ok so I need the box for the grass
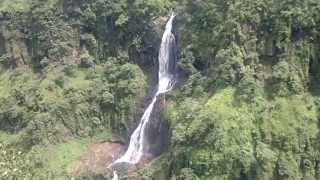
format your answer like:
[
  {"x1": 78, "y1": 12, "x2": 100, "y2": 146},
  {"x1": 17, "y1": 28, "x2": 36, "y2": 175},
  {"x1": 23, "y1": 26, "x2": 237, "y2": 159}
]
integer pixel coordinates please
[
  {"x1": 29, "y1": 130, "x2": 113, "y2": 176},
  {"x1": 0, "y1": 69, "x2": 11, "y2": 98},
  {"x1": 30, "y1": 138, "x2": 91, "y2": 176},
  {"x1": 0, "y1": 131, "x2": 19, "y2": 145},
  {"x1": 66, "y1": 68, "x2": 94, "y2": 90},
  {"x1": 46, "y1": 139, "x2": 89, "y2": 174}
]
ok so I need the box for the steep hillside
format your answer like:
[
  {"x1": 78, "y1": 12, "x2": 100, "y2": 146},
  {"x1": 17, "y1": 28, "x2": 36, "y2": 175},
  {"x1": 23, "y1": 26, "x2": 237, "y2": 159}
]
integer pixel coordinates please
[
  {"x1": 142, "y1": 0, "x2": 320, "y2": 179},
  {"x1": 1, "y1": 0, "x2": 320, "y2": 179},
  {"x1": 0, "y1": 0, "x2": 170, "y2": 178}
]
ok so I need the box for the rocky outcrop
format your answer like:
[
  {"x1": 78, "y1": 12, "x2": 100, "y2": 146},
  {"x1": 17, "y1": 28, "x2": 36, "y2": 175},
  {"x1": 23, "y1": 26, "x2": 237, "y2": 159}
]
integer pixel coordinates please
[
  {"x1": 72, "y1": 142, "x2": 125, "y2": 177},
  {"x1": 0, "y1": 33, "x2": 5, "y2": 55},
  {"x1": 144, "y1": 93, "x2": 169, "y2": 157}
]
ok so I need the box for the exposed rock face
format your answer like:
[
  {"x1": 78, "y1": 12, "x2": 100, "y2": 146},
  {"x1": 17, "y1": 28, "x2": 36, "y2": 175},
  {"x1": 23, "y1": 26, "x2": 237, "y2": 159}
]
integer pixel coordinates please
[
  {"x1": 0, "y1": 33, "x2": 5, "y2": 55},
  {"x1": 144, "y1": 93, "x2": 169, "y2": 157},
  {"x1": 8, "y1": 37, "x2": 31, "y2": 67},
  {"x1": 0, "y1": 29, "x2": 31, "y2": 67},
  {"x1": 72, "y1": 142, "x2": 125, "y2": 177}
]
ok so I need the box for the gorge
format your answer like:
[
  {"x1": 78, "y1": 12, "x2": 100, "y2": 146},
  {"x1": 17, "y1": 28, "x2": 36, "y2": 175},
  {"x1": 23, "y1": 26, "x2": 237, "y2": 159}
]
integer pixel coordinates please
[
  {"x1": 1, "y1": 0, "x2": 320, "y2": 179},
  {"x1": 114, "y1": 13, "x2": 176, "y2": 165}
]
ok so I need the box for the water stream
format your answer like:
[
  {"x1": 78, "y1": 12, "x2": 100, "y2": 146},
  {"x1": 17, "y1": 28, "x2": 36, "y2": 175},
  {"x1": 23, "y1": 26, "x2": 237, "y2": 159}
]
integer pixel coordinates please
[{"x1": 111, "y1": 13, "x2": 176, "y2": 179}]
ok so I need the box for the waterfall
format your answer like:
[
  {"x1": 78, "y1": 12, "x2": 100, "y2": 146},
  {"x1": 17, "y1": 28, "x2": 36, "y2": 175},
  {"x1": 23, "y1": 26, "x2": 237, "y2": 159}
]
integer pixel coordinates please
[
  {"x1": 113, "y1": 14, "x2": 176, "y2": 165},
  {"x1": 112, "y1": 171, "x2": 118, "y2": 180}
]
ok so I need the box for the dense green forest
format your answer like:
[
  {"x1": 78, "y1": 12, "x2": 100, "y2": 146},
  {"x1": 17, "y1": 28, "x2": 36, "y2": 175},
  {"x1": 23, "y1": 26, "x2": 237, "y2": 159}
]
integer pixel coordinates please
[{"x1": 0, "y1": 0, "x2": 320, "y2": 179}]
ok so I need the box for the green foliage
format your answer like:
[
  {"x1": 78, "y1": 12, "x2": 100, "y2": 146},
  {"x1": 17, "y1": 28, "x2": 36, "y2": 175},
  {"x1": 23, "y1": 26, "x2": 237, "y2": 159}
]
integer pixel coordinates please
[
  {"x1": 164, "y1": 87, "x2": 319, "y2": 179},
  {"x1": 139, "y1": 154, "x2": 172, "y2": 180},
  {"x1": 80, "y1": 33, "x2": 98, "y2": 57},
  {"x1": 210, "y1": 43, "x2": 245, "y2": 87},
  {"x1": 0, "y1": 0, "x2": 31, "y2": 12},
  {"x1": 27, "y1": 138, "x2": 93, "y2": 176},
  {"x1": 0, "y1": 61, "x2": 146, "y2": 177},
  {"x1": 236, "y1": 71, "x2": 264, "y2": 103},
  {"x1": 162, "y1": 2, "x2": 320, "y2": 178},
  {"x1": 176, "y1": 0, "x2": 320, "y2": 96},
  {"x1": 0, "y1": 143, "x2": 35, "y2": 179},
  {"x1": 172, "y1": 168, "x2": 199, "y2": 180},
  {"x1": 178, "y1": 49, "x2": 197, "y2": 75},
  {"x1": 1, "y1": 0, "x2": 320, "y2": 179},
  {"x1": 0, "y1": 0, "x2": 166, "y2": 178}
]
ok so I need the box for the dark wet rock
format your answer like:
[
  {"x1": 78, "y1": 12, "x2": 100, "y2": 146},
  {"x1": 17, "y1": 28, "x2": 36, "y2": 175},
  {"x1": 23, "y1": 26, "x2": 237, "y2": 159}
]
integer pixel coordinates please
[{"x1": 144, "y1": 93, "x2": 170, "y2": 157}]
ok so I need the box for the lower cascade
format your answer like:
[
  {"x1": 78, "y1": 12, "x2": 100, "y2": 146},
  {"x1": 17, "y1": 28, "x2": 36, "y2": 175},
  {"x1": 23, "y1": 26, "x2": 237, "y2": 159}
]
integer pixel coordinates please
[{"x1": 111, "y1": 13, "x2": 176, "y2": 176}]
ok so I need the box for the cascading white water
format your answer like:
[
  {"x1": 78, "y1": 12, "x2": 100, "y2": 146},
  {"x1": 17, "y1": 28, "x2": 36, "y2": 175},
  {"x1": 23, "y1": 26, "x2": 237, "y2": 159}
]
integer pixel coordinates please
[
  {"x1": 112, "y1": 171, "x2": 118, "y2": 180},
  {"x1": 113, "y1": 14, "x2": 176, "y2": 165}
]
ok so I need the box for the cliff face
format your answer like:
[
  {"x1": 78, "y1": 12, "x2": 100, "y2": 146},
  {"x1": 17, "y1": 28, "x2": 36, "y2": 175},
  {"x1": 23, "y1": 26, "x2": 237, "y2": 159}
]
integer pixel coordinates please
[
  {"x1": 141, "y1": 1, "x2": 320, "y2": 179},
  {"x1": 1, "y1": 0, "x2": 320, "y2": 179},
  {"x1": 0, "y1": 0, "x2": 165, "y2": 178}
]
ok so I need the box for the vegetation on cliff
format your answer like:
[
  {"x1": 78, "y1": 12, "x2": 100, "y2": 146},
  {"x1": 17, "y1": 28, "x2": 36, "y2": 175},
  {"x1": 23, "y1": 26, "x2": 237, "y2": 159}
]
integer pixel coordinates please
[
  {"x1": 0, "y1": 0, "x2": 320, "y2": 179},
  {"x1": 144, "y1": 0, "x2": 320, "y2": 179}
]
